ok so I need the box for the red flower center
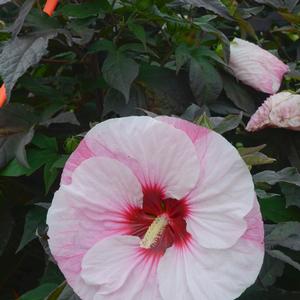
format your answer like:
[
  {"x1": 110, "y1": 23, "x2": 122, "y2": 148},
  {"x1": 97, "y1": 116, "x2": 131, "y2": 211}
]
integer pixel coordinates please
[{"x1": 124, "y1": 186, "x2": 191, "y2": 255}]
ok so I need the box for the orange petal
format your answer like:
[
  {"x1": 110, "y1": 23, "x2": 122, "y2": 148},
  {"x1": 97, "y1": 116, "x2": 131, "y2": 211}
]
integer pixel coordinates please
[
  {"x1": 43, "y1": 0, "x2": 59, "y2": 16},
  {"x1": 0, "y1": 84, "x2": 7, "y2": 108}
]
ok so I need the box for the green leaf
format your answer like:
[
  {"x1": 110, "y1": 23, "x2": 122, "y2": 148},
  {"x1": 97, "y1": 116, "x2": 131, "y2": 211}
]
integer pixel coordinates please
[
  {"x1": 175, "y1": 44, "x2": 191, "y2": 74},
  {"x1": 0, "y1": 32, "x2": 57, "y2": 101},
  {"x1": 57, "y1": 285, "x2": 80, "y2": 300},
  {"x1": 213, "y1": 113, "x2": 243, "y2": 134},
  {"x1": 138, "y1": 64, "x2": 193, "y2": 115},
  {"x1": 197, "y1": 22, "x2": 230, "y2": 63},
  {"x1": 45, "y1": 281, "x2": 67, "y2": 300},
  {"x1": 59, "y1": 1, "x2": 110, "y2": 18},
  {"x1": 181, "y1": 104, "x2": 203, "y2": 121},
  {"x1": 40, "y1": 111, "x2": 80, "y2": 127},
  {"x1": 64, "y1": 136, "x2": 81, "y2": 154},
  {"x1": 45, "y1": 283, "x2": 80, "y2": 300},
  {"x1": 256, "y1": 189, "x2": 279, "y2": 199},
  {"x1": 0, "y1": 149, "x2": 58, "y2": 177},
  {"x1": 239, "y1": 288, "x2": 300, "y2": 300},
  {"x1": 238, "y1": 144, "x2": 266, "y2": 156},
  {"x1": 11, "y1": 126, "x2": 34, "y2": 167},
  {"x1": 44, "y1": 156, "x2": 61, "y2": 194},
  {"x1": 118, "y1": 43, "x2": 148, "y2": 53},
  {"x1": 192, "y1": 46, "x2": 225, "y2": 65},
  {"x1": 26, "y1": 8, "x2": 62, "y2": 30},
  {"x1": 280, "y1": 182, "x2": 300, "y2": 208},
  {"x1": 181, "y1": 0, "x2": 232, "y2": 20},
  {"x1": 51, "y1": 155, "x2": 69, "y2": 169},
  {"x1": 19, "y1": 76, "x2": 63, "y2": 100},
  {"x1": 0, "y1": 210, "x2": 14, "y2": 255},
  {"x1": 267, "y1": 249, "x2": 300, "y2": 271},
  {"x1": 32, "y1": 134, "x2": 58, "y2": 152},
  {"x1": 254, "y1": 0, "x2": 299, "y2": 11},
  {"x1": 222, "y1": 73, "x2": 256, "y2": 115},
  {"x1": 259, "y1": 196, "x2": 300, "y2": 223},
  {"x1": 247, "y1": 154, "x2": 276, "y2": 166},
  {"x1": 242, "y1": 153, "x2": 276, "y2": 167},
  {"x1": 40, "y1": 262, "x2": 64, "y2": 287},
  {"x1": 236, "y1": 16, "x2": 258, "y2": 40},
  {"x1": 0, "y1": 104, "x2": 37, "y2": 168},
  {"x1": 0, "y1": 0, "x2": 11, "y2": 4},
  {"x1": 102, "y1": 51, "x2": 139, "y2": 102},
  {"x1": 128, "y1": 22, "x2": 147, "y2": 49},
  {"x1": 103, "y1": 86, "x2": 147, "y2": 117},
  {"x1": 189, "y1": 58, "x2": 223, "y2": 105},
  {"x1": 253, "y1": 167, "x2": 300, "y2": 187},
  {"x1": 88, "y1": 39, "x2": 115, "y2": 53},
  {"x1": 194, "y1": 113, "x2": 214, "y2": 129},
  {"x1": 19, "y1": 283, "x2": 58, "y2": 300},
  {"x1": 8, "y1": 0, "x2": 35, "y2": 38},
  {"x1": 17, "y1": 206, "x2": 47, "y2": 252},
  {"x1": 1, "y1": 130, "x2": 65, "y2": 192},
  {"x1": 259, "y1": 254, "x2": 285, "y2": 288},
  {"x1": 265, "y1": 222, "x2": 300, "y2": 251}
]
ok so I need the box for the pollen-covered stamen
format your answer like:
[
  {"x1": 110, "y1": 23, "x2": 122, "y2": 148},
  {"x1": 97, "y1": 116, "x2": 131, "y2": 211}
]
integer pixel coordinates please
[{"x1": 140, "y1": 214, "x2": 169, "y2": 249}]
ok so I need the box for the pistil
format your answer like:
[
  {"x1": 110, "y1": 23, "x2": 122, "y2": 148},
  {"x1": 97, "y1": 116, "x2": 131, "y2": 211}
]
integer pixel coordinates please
[{"x1": 140, "y1": 214, "x2": 169, "y2": 249}]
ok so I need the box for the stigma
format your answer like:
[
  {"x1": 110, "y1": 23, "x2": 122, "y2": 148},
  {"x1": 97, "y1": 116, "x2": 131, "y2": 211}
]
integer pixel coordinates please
[{"x1": 140, "y1": 214, "x2": 169, "y2": 249}]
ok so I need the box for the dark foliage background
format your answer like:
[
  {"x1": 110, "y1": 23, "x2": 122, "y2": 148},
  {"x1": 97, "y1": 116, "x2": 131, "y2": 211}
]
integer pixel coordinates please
[{"x1": 0, "y1": 0, "x2": 300, "y2": 299}]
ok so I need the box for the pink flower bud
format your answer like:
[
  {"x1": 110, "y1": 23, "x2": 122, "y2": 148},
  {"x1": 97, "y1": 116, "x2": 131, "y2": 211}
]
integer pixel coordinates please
[
  {"x1": 246, "y1": 91, "x2": 300, "y2": 131},
  {"x1": 229, "y1": 38, "x2": 289, "y2": 94}
]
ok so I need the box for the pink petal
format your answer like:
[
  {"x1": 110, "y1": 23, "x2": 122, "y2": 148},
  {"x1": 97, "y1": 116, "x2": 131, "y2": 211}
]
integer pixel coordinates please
[
  {"x1": 229, "y1": 38, "x2": 289, "y2": 94},
  {"x1": 157, "y1": 116, "x2": 255, "y2": 249},
  {"x1": 156, "y1": 116, "x2": 210, "y2": 143},
  {"x1": 242, "y1": 198, "x2": 264, "y2": 248},
  {"x1": 156, "y1": 116, "x2": 211, "y2": 173},
  {"x1": 157, "y1": 237, "x2": 264, "y2": 300},
  {"x1": 85, "y1": 116, "x2": 200, "y2": 199},
  {"x1": 187, "y1": 131, "x2": 254, "y2": 248},
  {"x1": 61, "y1": 140, "x2": 94, "y2": 185},
  {"x1": 47, "y1": 157, "x2": 144, "y2": 293},
  {"x1": 81, "y1": 235, "x2": 162, "y2": 299}
]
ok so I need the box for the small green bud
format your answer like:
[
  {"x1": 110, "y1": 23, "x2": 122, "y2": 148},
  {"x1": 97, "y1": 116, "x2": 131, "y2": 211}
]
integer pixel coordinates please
[{"x1": 64, "y1": 136, "x2": 81, "y2": 154}]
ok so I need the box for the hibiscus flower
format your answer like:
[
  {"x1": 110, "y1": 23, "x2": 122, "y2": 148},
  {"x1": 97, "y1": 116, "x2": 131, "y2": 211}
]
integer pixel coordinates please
[{"x1": 47, "y1": 116, "x2": 264, "y2": 300}]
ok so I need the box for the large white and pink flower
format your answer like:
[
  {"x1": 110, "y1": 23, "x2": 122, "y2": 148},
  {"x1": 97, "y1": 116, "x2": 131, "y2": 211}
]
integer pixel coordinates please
[
  {"x1": 229, "y1": 38, "x2": 289, "y2": 94},
  {"x1": 47, "y1": 116, "x2": 264, "y2": 300},
  {"x1": 246, "y1": 91, "x2": 300, "y2": 132}
]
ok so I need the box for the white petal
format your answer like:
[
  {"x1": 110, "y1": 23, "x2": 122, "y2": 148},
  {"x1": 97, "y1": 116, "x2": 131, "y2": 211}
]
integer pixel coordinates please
[
  {"x1": 85, "y1": 116, "x2": 199, "y2": 199},
  {"x1": 157, "y1": 238, "x2": 264, "y2": 300},
  {"x1": 81, "y1": 235, "x2": 162, "y2": 300},
  {"x1": 186, "y1": 130, "x2": 254, "y2": 249},
  {"x1": 63, "y1": 156, "x2": 143, "y2": 211},
  {"x1": 47, "y1": 157, "x2": 144, "y2": 298}
]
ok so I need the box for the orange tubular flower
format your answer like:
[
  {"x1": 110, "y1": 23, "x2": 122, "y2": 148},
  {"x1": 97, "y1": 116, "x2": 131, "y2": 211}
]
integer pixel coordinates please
[
  {"x1": 43, "y1": 0, "x2": 59, "y2": 16},
  {"x1": 0, "y1": 84, "x2": 7, "y2": 108}
]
